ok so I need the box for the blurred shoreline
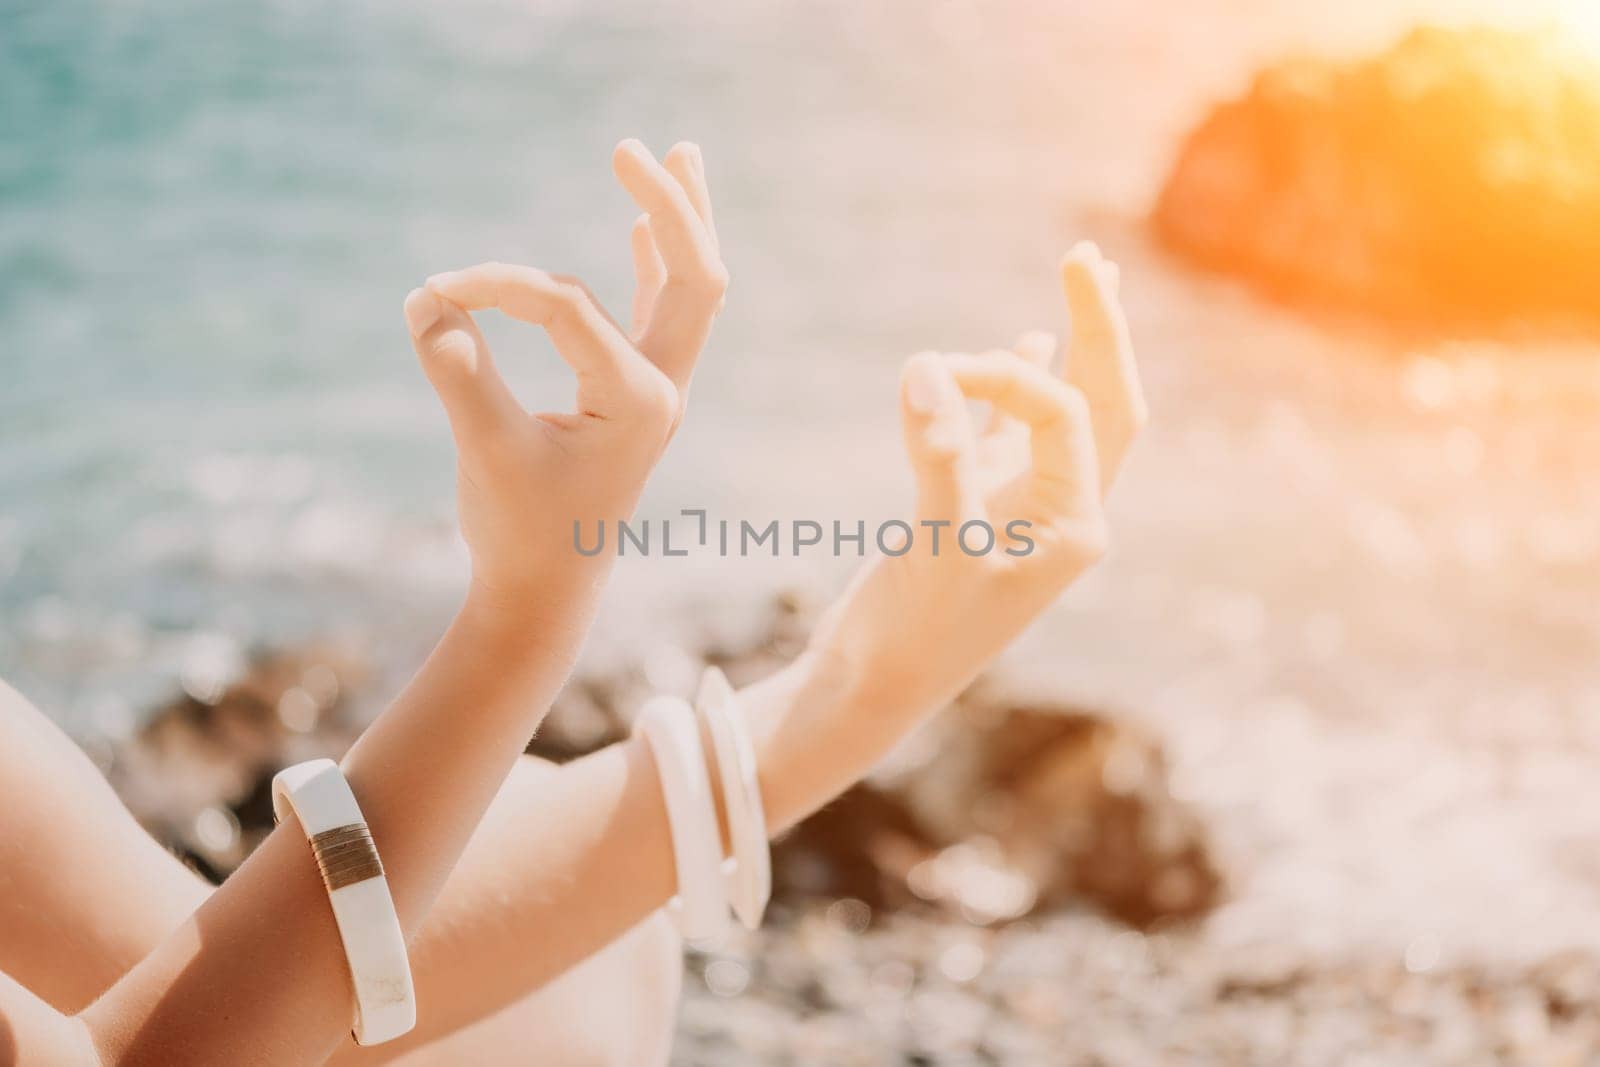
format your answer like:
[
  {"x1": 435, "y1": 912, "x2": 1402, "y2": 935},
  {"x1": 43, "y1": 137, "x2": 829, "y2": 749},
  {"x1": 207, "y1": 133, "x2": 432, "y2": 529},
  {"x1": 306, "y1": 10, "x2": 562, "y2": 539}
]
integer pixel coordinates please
[{"x1": 6, "y1": 2, "x2": 1600, "y2": 1061}]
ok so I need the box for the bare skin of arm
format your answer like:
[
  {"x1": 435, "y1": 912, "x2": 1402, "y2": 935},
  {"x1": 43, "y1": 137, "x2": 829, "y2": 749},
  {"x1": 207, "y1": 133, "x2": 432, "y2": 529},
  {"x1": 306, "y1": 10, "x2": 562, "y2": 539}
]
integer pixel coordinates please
[
  {"x1": 3, "y1": 242, "x2": 1138, "y2": 1059},
  {"x1": 0, "y1": 687, "x2": 679, "y2": 1064},
  {"x1": 361, "y1": 243, "x2": 1147, "y2": 1045},
  {"x1": 0, "y1": 138, "x2": 726, "y2": 1065}
]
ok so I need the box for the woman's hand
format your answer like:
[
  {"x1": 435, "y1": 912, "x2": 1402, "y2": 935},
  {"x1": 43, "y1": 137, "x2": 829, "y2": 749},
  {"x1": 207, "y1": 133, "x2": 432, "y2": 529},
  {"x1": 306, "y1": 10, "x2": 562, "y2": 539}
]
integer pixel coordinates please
[
  {"x1": 763, "y1": 243, "x2": 1145, "y2": 815},
  {"x1": 51, "y1": 145, "x2": 730, "y2": 1067},
  {"x1": 403, "y1": 139, "x2": 726, "y2": 616}
]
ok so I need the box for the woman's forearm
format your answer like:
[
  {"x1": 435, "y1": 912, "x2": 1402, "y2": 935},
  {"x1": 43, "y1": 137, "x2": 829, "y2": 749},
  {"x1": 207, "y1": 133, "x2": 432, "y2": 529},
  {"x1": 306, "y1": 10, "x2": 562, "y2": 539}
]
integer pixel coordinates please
[
  {"x1": 741, "y1": 645, "x2": 925, "y2": 834},
  {"x1": 327, "y1": 645, "x2": 908, "y2": 1053},
  {"x1": 0, "y1": 141, "x2": 730, "y2": 1062},
  {"x1": 4, "y1": 139, "x2": 728, "y2": 1060},
  {"x1": 332, "y1": 738, "x2": 676, "y2": 1058},
  {"x1": 341, "y1": 584, "x2": 599, "y2": 925},
  {"x1": 77, "y1": 583, "x2": 602, "y2": 1065},
  {"x1": 0, "y1": 629, "x2": 904, "y2": 1064}
]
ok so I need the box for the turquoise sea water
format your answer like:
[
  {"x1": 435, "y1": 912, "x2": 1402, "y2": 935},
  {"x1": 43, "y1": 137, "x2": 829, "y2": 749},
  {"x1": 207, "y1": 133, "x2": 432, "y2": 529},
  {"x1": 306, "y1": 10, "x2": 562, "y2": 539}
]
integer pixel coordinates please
[
  {"x1": 0, "y1": 0, "x2": 1211, "y2": 722},
  {"x1": 5, "y1": 0, "x2": 1600, "y2": 962}
]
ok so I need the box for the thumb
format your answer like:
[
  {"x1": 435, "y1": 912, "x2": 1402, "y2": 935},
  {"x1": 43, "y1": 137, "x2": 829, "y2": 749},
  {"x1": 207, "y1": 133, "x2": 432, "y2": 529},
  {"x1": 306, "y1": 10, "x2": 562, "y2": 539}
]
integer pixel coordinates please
[
  {"x1": 900, "y1": 352, "x2": 979, "y2": 524},
  {"x1": 1061, "y1": 242, "x2": 1120, "y2": 370},
  {"x1": 404, "y1": 288, "x2": 522, "y2": 450}
]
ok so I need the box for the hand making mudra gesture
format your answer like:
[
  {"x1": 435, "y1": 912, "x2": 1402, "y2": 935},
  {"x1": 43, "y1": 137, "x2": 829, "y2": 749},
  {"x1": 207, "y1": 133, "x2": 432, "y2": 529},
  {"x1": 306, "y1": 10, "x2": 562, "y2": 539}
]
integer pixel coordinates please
[{"x1": 0, "y1": 127, "x2": 1142, "y2": 1063}]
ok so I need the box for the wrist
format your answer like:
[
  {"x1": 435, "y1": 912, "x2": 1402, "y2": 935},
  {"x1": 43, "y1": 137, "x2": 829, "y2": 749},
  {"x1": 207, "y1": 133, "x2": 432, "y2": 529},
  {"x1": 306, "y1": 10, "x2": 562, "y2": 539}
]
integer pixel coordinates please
[
  {"x1": 457, "y1": 570, "x2": 599, "y2": 657},
  {"x1": 798, "y1": 630, "x2": 927, "y2": 726},
  {"x1": 739, "y1": 644, "x2": 895, "y2": 834}
]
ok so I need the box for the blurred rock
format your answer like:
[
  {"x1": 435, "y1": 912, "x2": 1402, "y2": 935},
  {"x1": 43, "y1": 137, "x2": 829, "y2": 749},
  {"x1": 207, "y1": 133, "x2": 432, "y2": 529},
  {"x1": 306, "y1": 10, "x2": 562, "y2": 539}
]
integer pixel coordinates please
[
  {"x1": 1155, "y1": 26, "x2": 1600, "y2": 331},
  {"x1": 524, "y1": 589, "x2": 821, "y2": 762},
  {"x1": 109, "y1": 643, "x2": 366, "y2": 880},
  {"x1": 116, "y1": 591, "x2": 1219, "y2": 932},
  {"x1": 530, "y1": 590, "x2": 1219, "y2": 927},
  {"x1": 109, "y1": 606, "x2": 1600, "y2": 1062},
  {"x1": 770, "y1": 783, "x2": 937, "y2": 909},
  {"x1": 774, "y1": 698, "x2": 1221, "y2": 929},
  {"x1": 697, "y1": 594, "x2": 1220, "y2": 928},
  {"x1": 911, "y1": 698, "x2": 1220, "y2": 927},
  {"x1": 526, "y1": 675, "x2": 631, "y2": 763}
]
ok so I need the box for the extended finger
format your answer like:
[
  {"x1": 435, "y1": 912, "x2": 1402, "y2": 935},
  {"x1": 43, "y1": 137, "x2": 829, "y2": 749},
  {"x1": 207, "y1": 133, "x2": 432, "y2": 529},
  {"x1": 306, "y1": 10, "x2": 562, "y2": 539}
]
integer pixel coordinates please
[
  {"x1": 946, "y1": 352, "x2": 1100, "y2": 518},
  {"x1": 425, "y1": 261, "x2": 656, "y2": 418},
  {"x1": 663, "y1": 141, "x2": 719, "y2": 252},
  {"x1": 613, "y1": 140, "x2": 721, "y2": 283},
  {"x1": 629, "y1": 214, "x2": 665, "y2": 338},
  {"x1": 613, "y1": 139, "x2": 727, "y2": 387},
  {"x1": 1061, "y1": 241, "x2": 1146, "y2": 491}
]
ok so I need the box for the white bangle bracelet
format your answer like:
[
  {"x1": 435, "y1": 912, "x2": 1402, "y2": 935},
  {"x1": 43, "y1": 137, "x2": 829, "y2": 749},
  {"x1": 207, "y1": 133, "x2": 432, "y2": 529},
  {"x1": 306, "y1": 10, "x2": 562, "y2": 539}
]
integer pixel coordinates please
[
  {"x1": 695, "y1": 666, "x2": 771, "y2": 930},
  {"x1": 634, "y1": 695, "x2": 730, "y2": 947},
  {"x1": 271, "y1": 759, "x2": 416, "y2": 1046}
]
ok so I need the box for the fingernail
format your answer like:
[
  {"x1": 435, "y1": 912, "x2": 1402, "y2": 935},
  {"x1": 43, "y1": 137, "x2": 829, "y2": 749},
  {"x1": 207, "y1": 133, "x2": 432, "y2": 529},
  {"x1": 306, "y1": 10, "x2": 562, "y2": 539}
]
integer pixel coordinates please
[
  {"x1": 905, "y1": 355, "x2": 950, "y2": 415},
  {"x1": 1100, "y1": 261, "x2": 1121, "y2": 294},
  {"x1": 404, "y1": 288, "x2": 442, "y2": 335},
  {"x1": 424, "y1": 271, "x2": 458, "y2": 291},
  {"x1": 1066, "y1": 239, "x2": 1100, "y2": 265}
]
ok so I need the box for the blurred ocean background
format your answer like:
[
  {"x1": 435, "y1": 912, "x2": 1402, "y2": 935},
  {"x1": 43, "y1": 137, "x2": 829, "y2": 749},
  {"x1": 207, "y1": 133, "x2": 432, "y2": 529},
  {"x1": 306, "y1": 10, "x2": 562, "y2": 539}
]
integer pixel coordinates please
[{"x1": 6, "y1": 0, "x2": 1600, "y2": 997}]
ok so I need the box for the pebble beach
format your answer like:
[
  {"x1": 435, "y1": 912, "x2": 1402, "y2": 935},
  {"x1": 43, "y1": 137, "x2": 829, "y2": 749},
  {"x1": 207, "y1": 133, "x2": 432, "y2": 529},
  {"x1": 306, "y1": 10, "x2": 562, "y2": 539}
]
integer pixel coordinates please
[{"x1": 7, "y1": 1, "x2": 1600, "y2": 1062}]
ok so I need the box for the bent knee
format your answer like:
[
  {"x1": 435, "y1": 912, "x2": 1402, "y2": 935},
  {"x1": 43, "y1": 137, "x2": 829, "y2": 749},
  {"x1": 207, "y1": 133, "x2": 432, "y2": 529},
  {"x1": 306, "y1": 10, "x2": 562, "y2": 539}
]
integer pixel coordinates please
[
  {"x1": 607, "y1": 911, "x2": 682, "y2": 1066},
  {"x1": 540, "y1": 911, "x2": 682, "y2": 1066},
  {"x1": 397, "y1": 912, "x2": 683, "y2": 1067},
  {"x1": 520, "y1": 911, "x2": 684, "y2": 1066}
]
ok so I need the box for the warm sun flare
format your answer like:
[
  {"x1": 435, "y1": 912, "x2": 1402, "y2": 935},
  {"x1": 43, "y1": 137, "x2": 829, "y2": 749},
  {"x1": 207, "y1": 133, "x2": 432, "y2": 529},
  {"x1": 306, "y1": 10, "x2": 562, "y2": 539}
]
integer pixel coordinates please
[{"x1": 1553, "y1": 0, "x2": 1600, "y2": 52}]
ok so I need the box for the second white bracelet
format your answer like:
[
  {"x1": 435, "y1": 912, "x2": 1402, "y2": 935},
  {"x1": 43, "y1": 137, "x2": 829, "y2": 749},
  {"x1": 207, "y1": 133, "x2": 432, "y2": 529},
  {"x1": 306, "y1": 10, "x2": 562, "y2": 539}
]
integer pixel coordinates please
[
  {"x1": 695, "y1": 666, "x2": 771, "y2": 930},
  {"x1": 634, "y1": 695, "x2": 730, "y2": 947}
]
